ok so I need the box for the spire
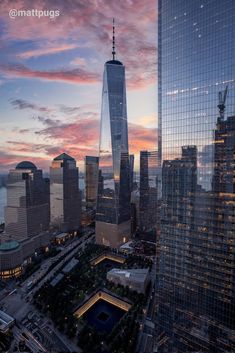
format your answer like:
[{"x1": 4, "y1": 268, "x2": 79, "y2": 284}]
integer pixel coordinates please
[{"x1": 112, "y1": 18, "x2": 116, "y2": 60}]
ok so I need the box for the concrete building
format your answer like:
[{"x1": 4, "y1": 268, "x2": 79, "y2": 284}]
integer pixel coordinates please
[
  {"x1": 107, "y1": 268, "x2": 150, "y2": 294},
  {"x1": 50, "y1": 153, "x2": 81, "y2": 232},
  {"x1": 0, "y1": 232, "x2": 51, "y2": 279}
]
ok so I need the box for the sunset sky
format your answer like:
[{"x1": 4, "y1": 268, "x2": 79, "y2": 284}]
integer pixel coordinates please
[{"x1": 0, "y1": 0, "x2": 158, "y2": 173}]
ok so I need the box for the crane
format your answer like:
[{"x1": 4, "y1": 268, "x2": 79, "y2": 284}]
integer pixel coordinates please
[{"x1": 217, "y1": 85, "x2": 228, "y2": 121}]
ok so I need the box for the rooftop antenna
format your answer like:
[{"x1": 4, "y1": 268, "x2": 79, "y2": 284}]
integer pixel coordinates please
[
  {"x1": 112, "y1": 18, "x2": 116, "y2": 60},
  {"x1": 218, "y1": 86, "x2": 228, "y2": 121}
]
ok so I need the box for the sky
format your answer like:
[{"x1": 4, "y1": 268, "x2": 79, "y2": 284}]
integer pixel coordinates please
[{"x1": 0, "y1": 0, "x2": 158, "y2": 173}]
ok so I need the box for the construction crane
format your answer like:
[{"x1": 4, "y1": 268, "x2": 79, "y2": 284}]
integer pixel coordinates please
[{"x1": 217, "y1": 85, "x2": 228, "y2": 121}]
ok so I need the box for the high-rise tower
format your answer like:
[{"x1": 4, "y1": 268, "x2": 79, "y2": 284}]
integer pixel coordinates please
[
  {"x1": 85, "y1": 156, "x2": 99, "y2": 210},
  {"x1": 4, "y1": 161, "x2": 50, "y2": 241},
  {"x1": 157, "y1": 1, "x2": 235, "y2": 352},
  {"x1": 96, "y1": 20, "x2": 131, "y2": 248},
  {"x1": 50, "y1": 153, "x2": 81, "y2": 232}
]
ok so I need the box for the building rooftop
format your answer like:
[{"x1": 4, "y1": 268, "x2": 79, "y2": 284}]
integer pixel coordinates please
[
  {"x1": 54, "y1": 153, "x2": 75, "y2": 161},
  {"x1": 0, "y1": 310, "x2": 14, "y2": 333},
  {"x1": 15, "y1": 161, "x2": 37, "y2": 170},
  {"x1": 108, "y1": 268, "x2": 149, "y2": 283},
  {"x1": 62, "y1": 258, "x2": 79, "y2": 274},
  {"x1": 55, "y1": 232, "x2": 68, "y2": 239},
  {"x1": 106, "y1": 59, "x2": 123, "y2": 66},
  {"x1": 50, "y1": 273, "x2": 64, "y2": 287},
  {"x1": 0, "y1": 241, "x2": 20, "y2": 252}
]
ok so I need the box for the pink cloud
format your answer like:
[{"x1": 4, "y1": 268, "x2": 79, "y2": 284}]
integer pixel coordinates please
[
  {"x1": 17, "y1": 43, "x2": 78, "y2": 59},
  {"x1": 0, "y1": 63, "x2": 100, "y2": 84},
  {"x1": 0, "y1": 0, "x2": 157, "y2": 90}
]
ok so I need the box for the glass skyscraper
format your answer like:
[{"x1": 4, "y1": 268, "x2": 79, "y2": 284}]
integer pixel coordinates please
[
  {"x1": 157, "y1": 0, "x2": 235, "y2": 352},
  {"x1": 139, "y1": 150, "x2": 158, "y2": 232},
  {"x1": 5, "y1": 161, "x2": 50, "y2": 241},
  {"x1": 50, "y1": 153, "x2": 81, "y2": 232},
  {"x1": 85, "y1": 156, "x2": 99, "y2": 210},
  {"x1": 96, "y1": 40, "x2": 131, "y2": 248}
]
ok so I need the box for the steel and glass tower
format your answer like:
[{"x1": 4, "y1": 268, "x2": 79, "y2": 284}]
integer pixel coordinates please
[
  {"x1": 157, "y1": 1, "x2": 235, "y2": 352},
  {"x1": 50, "y1": 153, "x2": 81, "y2": 232},
  {"x1": 96, "y1": 20, "x2": 131, "y2": 248}
]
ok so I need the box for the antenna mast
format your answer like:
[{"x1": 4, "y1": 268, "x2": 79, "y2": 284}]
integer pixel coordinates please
[{"x1": 112, "y1": 18, "x2": 116, "y2": 60}]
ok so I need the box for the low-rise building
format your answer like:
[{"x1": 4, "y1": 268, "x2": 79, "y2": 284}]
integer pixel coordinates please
[
  {"x1": 0, "y1": 310, "x2": 15, "y2": 333},
  {"x1": 107, "y1": 268, "x2": 150, "y2": 294}
]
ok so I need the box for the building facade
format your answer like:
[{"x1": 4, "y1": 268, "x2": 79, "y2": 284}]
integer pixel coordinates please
[
  {"x1": 85, "y1": 156, "x2": 99, "y2": 209},
  {"x1": 139, "y1": 150, "x2": 158, "y2": 232},
  {"x1": 96, "y1": 52, "x2": 131, "y2": 248},
  {"x1": 157, "y1": 0, "x2": 235, "y2": 352},
  {"x1": 50, "y1": 153, "x2": 81, "y2": 232},
  {"x1": 4, "y1": 161, "x2": 50, "y2": 241}
]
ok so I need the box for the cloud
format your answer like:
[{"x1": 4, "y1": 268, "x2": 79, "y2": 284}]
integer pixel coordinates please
[
  {"x1": 10, "y1": 99, "x2": 52, "y2": 113},
  {"x1": 1, "y1": 117, "x2": 158, "y2": 172},
  {"x1": 17, "y1": 43, "x2": 78, "y2": 59},
  {"x1": 0, "y1": 63, "x2": 100, "y2": 85},
  {"x1": 0, "y1": 0, "x2": 157, "y2": 90},
  {"x1": 128, "y1": 123, "x2": 158, "y2": 153}
]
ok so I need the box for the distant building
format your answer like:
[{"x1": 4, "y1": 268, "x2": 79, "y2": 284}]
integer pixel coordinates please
[
  {"x1": 139, "y1": 151, "x2": 158, "y2": 231},
  {"x1": 85, "y1": 156, "x2": 99, "y2": 209},
  {"x1": 50, "y1": 153, "x2": 81, "y2": 232},
  {"x1": 129, "y1": 154, "x2": 135, "y2": 192},
  {"x1": 1, "y1": 161, "x2": 52, "y2": 279},
  {"x1": 4, "y1": 161, "x2": 50, "y2": 241},
  {"x1": 96, "y1": 25, "x2": 131, "y2": 248},
  {"x1": 107, "y1": 268, "x2": 150, "y2": 294}
]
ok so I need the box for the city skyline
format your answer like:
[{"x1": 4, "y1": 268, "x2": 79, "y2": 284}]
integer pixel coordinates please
[{"x1": 0, "y1": 0, "x2": 157, "y2": 173}]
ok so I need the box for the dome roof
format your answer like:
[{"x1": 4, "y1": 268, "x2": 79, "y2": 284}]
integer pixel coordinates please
[{"x1": 16, "y1": 161, "x2": 37, "y2": 170}]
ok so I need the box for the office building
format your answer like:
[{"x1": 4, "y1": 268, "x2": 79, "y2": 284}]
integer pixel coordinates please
[
  {"x1": 96, "y1": 21, "x2": 131, "y2": 248},
  {"x1": 50, "y1": 153, "x2": 81, "y2": 232},
  {"x1": 129, "y1": 154, "x2": 135, "y2": 192},
  {"x1": 85, "y1": 156, "x2": 99, "y2": 209},
  {"x1": 157, "y1": 0, "x2": 235, "y2": 351},
  {"x1": 4, "y1": 161, "x2": 50, "y2": 241},
  {"x1": 139, "y1": 150, "x2": 158, "y2": 232},
  {"x1": 1, "y1": 161, "x2": 51, "y2": 279}
]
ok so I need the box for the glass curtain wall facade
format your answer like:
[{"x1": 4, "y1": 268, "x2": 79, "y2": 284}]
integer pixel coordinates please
[
  {"x1": 157, "y1": 0, "x2": 235, "y2": 352},
  {"x1": 96, "y1": 59, "x2": 131, "y2": 248},
  {"x1": 85, "y1": 156, "x2": 99, "y2": 210},
  {"x1": 50, "y1": 153, "x2": 81, "y2": 232},
  {"x1": 5, "y1": 162, "x2": 50, "y2": 241},
  {"x1": 139, "y1": 150, "x2": 158, "y2": 232}
]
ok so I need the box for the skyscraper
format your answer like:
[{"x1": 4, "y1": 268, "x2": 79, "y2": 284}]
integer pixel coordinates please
[
  {"x1": 50, "y1": 153, "x2": 81, "y2": 232},
  {"x1": 4, "y1": 161, "x2": 50, "y2": 241},
  {"x1": 157, "y1": 1, "x2": 235, "y2": 351},
  {"x1": 96, "y1": 20, "x2": 131, "y2": 248},
  {"x1": 139, "y1": 150, "x2": 158, "y2": 232},
  {"x1": 85, "y1": 156, "x2": 99, "y2": 210},
  {"x1": 129, "y1": 154, "x2": 135, "y2": 192}
]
